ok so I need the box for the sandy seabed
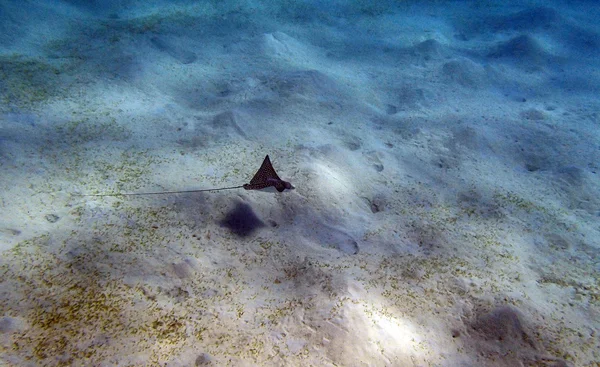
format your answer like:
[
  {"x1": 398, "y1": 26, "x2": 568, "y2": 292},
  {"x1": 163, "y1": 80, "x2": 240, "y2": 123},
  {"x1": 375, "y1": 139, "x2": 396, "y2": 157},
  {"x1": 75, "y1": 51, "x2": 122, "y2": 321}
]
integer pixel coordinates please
[{"x1": 0, "y1": 1, "x2": 599, "y2": 366}]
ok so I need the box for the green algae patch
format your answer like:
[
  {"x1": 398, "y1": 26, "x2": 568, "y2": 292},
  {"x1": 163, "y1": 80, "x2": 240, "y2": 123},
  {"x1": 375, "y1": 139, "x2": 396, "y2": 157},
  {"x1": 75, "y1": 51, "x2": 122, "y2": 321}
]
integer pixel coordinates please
[
  {"x1": 493, "y1": 190, "x2": 549, "y2": 214},
  {"x1": 1, "y1": 235, "x2": 198, "y2": 365},
  {"x1": 0, "y1": 54, "x2": 67, "y2": 109},
  {"x1": 26, "y1": 283, "x2": 129, "y2": 362},
  {"x1": 2, "y1": 240, "x2": 136, "y2": 364},
  {"x1": 55, "y1": 117, "x2": 132, "y2": 146}
]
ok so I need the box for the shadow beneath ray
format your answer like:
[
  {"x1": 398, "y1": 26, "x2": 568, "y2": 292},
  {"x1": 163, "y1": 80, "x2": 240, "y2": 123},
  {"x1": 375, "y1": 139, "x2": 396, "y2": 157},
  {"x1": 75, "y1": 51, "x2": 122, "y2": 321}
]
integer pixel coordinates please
[{"x1": 219, "y1": 201, "x2": 265, "y2": 237}]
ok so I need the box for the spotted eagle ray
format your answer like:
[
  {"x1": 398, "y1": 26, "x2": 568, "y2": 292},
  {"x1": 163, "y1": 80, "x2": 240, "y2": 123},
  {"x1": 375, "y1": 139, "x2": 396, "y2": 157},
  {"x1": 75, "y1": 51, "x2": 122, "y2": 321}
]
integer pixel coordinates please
[{"x1": 81, "y1": 155, "x2": 294, "y2": 197}]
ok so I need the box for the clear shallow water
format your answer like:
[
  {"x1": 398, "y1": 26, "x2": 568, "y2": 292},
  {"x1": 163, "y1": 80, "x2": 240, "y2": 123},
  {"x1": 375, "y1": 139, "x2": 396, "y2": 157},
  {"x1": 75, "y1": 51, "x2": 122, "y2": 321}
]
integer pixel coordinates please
[{"x1": 1, "y1": 1, "x2": 599, "y2": 366}]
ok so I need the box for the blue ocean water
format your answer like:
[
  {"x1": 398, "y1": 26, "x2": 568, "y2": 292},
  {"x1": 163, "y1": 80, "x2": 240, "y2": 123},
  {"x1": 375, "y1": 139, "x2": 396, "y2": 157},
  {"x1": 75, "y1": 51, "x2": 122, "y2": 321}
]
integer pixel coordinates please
[{"x1": 1, "y1": 1, "x2": 598, "y2": 366}]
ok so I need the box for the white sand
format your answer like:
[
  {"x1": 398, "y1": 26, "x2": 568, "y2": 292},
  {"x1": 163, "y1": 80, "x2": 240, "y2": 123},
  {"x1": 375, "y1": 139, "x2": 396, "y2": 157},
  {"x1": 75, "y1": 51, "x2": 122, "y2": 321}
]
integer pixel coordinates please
[{"x1": 1, "y1": 1, "x2": 599, "y2": 366}]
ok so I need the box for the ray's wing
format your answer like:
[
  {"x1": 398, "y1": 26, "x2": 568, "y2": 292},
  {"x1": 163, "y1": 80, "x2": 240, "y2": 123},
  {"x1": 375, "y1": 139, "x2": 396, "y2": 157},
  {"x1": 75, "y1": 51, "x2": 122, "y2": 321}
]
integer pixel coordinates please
[
  {"x1": 245, "y1": 155, "x2": 282, "y2": 190},
  {"x1": 250, "y1": 155, "x2": 281, "y2": 184}
]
